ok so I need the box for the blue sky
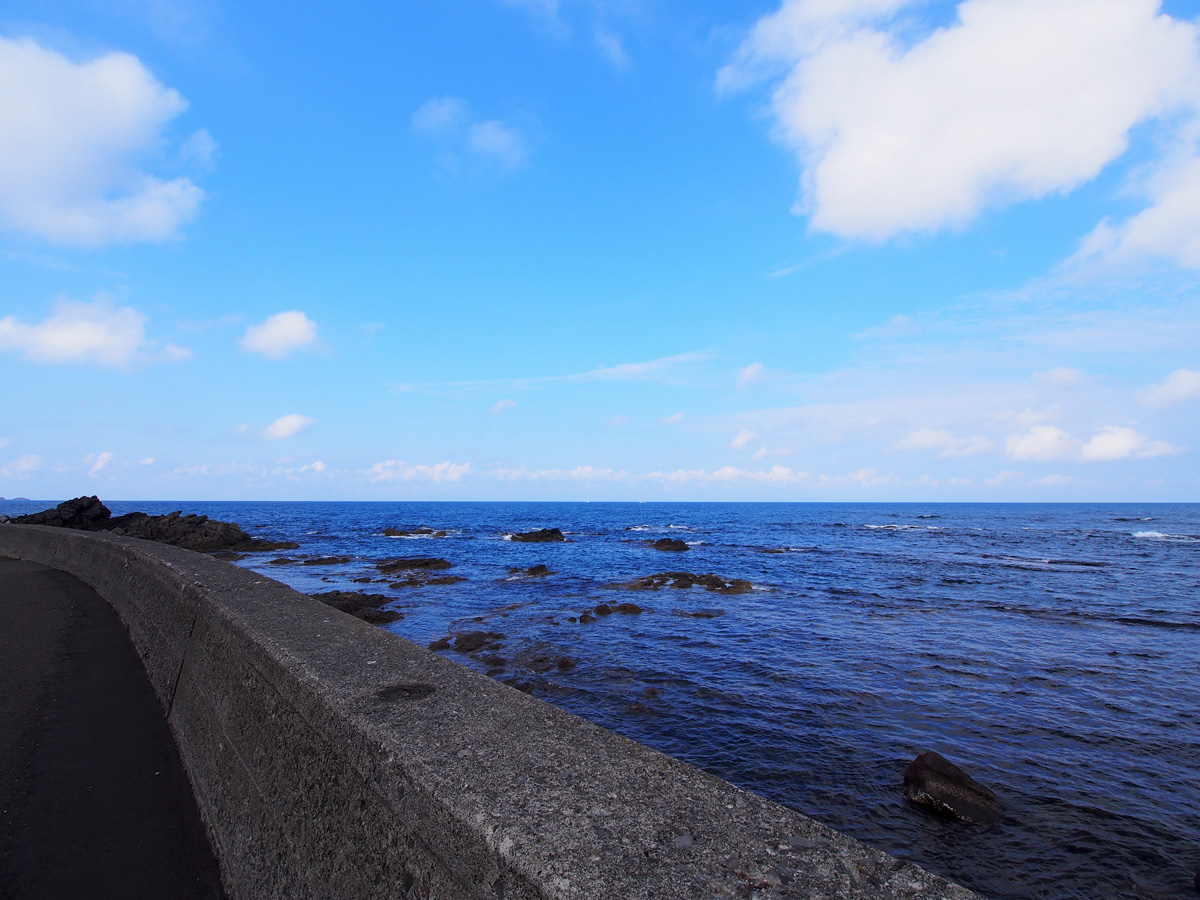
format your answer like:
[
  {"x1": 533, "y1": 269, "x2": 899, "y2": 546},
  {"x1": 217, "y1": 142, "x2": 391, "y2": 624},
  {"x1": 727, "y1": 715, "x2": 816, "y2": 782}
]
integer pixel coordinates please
[{"x1": 3, "y1": 0, "x2": 1200, "y2": 501}]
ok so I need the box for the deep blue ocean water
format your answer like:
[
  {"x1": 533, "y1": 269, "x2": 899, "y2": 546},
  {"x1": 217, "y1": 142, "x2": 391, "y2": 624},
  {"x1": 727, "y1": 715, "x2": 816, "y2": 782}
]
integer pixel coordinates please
[{"x1": 5, "y1": 500, "x2": 1197, "y2": 899}]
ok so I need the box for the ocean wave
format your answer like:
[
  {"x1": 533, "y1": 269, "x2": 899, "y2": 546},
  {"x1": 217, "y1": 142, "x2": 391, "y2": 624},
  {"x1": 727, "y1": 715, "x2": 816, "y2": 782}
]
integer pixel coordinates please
[
  {"x1": 1133, "y1": 531, "x2": 1199, "y2": 542},
  {"x1": 863, "y1": 524, "x2": 943, "y2": 531}
]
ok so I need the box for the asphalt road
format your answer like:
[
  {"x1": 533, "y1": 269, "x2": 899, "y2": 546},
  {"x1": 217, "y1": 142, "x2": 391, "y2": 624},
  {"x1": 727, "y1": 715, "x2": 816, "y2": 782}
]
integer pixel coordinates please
[{"x1": 0, "y1": 556, "x2": 226, "y2": 900}]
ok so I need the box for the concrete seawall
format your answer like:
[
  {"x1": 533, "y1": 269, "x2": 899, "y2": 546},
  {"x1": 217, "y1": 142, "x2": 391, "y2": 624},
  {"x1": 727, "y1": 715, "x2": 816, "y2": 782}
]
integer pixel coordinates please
[{"x1": 0, "y1": 524, "x2": 983, "y2": 900}]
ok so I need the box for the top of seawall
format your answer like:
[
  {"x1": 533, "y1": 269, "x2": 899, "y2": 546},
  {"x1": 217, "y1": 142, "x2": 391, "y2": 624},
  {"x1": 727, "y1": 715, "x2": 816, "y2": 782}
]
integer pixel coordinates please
[{"x1": 0, "y1": 523, "x2": 984, "y2": 900}]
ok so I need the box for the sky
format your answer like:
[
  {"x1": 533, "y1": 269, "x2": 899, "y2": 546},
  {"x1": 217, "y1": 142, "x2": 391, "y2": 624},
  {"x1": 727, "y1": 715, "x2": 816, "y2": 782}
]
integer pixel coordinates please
[{"x1": 2, "y1": 0, "x2": 1200, "y2": 502}]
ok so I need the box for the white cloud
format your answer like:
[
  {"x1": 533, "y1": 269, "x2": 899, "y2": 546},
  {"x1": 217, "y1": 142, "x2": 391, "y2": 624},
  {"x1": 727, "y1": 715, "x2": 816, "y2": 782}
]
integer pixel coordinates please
[
  {"x1": 491, "y1": 398, "x2": 518, "y2": 414},
  {"x1": 1033, "y1": 366, "x2": 1090, "y2": 387},
  {"x1": 1139, "y1": 368, "x2": 1200, "y2": 406},
  {"x1": 737, "y1": 361, "x2": 765, "y2": 389},
  {"x1": 0, "y1": 294, "x2": 190, "y2": 369},
  {"x1": 365, "y1": 460, "x2": 472, "y2": 483},
  {"x1": 893, "y1": 428, "x2": 993, "y2": 458},
  {"x1": 731, "y1": 428, "x2": 758, "y2": 449},
  {"x1": 0, "y1": 454, "x2": 42, "y2": 478},
  {"x1": 661, "y1": 412, "x2": 685, "y2": 425},
  {"x1": 261, "y1": 414, "x2": 314, "y2": 441},
  {"x1": 642, "y1": 465, "x2": 808, "y2": 485},
  {"x1": 468, "y1": 120, "x2": 529, "y2": 169},
  {"x1": 88, "y1": 451, "x2": 114, "y2": 474},
  {"x1": 299, "y1": 460, "x2": 326, "y2": 473},
  {"x1": 721, "y1": 0, "x2": 1200, "y2": 241},
  {"x1": 986, "y1": 469, "x2": 1024, "y2": 485},
  {"x1": 595, "y1": 29, "x2": 629, "y2": 68},
  {"x1": 572, "y1": 352, "x2": 708, "y2": 383},
  {"x1": 1035, "y1": 473, "x2": 1075, "y2": 486},
  {"x1": 490, "y1": 465, "x2": 625, "y2": 482},
  {"x1": 411, "y1": 96, "x2": 469, "y2": 134},
  {"x1": 179, "y1": 128, "x2": 218, "y2": 173},
  {"x1": 1005, "y1": 425, "x2": 1078, "y2": 461},
  {"x1": 240, "y1": 311, "x2": 319, "y2": 359},
  {"x1": 139, "y1": 457, "x2": 155, "y2": 465},
  {"x1": 1079, "y1": 426, "x2": 1176, "y2": 461},
  {"x1": 0, "y1": 36, "x2": 206, "y2": 245}
]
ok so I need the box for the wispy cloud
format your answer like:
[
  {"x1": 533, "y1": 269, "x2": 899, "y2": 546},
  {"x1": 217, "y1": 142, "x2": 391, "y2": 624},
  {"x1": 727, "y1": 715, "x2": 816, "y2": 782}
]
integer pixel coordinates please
[
  {"x1": 364, "y1": 460, "x2": 472, "y2": 483},
  {"x1": 491, "y1": 398, "x2": 518, "y2": 414},
  {"x1": 0, "y1": 454, "x2": 42, "y2": 478},
  {"x1": 412, "y1": 95, "x2": 531, "y2": 173},
  {"x1": 260, "y1": 414, "x2": 314, "y2": 441},
  {"x1": 87, "y1": 451, "x2": 114, "y2": 475},
  {"x1": 389, "y1": 350, "x2": 711, "y2": 394}
]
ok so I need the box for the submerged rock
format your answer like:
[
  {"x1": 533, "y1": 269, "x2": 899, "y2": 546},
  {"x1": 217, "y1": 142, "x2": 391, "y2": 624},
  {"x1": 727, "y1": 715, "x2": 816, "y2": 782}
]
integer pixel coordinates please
[
  {"x1": 510, "y1": 528, "x2": 565, "y2": 543},
  {"x1": 451, "y1": 631, "x2": 505, "y2": 653},
  {"x1": 508, "y1": 564, "x2": 554, "y2": 577},
  {"x1": 310, "y1": 590, "x2": 403, "y2": 626},
  {"x1": 903, "y1": 750, "x2": 1004, "y2": 826},
  {"x1": 652, "y1": 538, "x2": 689, "y2": 552},
  {"x1": 302, "y1": 555, "x2": 352, "y2": 566},
  {"x1": 621, "y1": 571, "x2": 753, "y2": 594},
  {"x1": 383, "y1": 526, "x2": 446, "y2": 537},
  {"x1": 377, "y1": 557, "x2": 452, "y2": 574}
]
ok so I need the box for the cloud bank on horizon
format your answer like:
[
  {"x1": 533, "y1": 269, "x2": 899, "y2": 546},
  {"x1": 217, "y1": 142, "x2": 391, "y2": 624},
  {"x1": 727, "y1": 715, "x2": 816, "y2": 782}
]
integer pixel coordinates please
[{"x1": 1, "y1": 0, "x2": 1199, "y2": 501}]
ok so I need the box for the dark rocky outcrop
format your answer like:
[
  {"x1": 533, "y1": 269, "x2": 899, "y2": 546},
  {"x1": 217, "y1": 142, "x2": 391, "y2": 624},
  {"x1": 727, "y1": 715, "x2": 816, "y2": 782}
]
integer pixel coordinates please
[
  {"x1": 620, "y1": 571, "x2": 753, "y2": 594},
  {"x1": 508, "y1": 564, "x2": 553, "y2": 577},
  {"x1": 310, "y1": 590, "x2": 403, "y2": 626},
  {"x1": 383, "y1": 527, "x2": 446, "y2": 538},
  {"x1": 509, "y1": 528, "x2": 565, "y2": 543},
  {"x1": 13, "y1": 496, "x2": 297, "y2": 552},
  {"x1": 302, "y1": 556, "x2": 352, "y2": 566},
  {"x1": 902, "y1": 750, "x2": 1004, "y2": 826},
  {"x1": 13, "y1": 495, "x2": 111, "y2": 529},
  {"x1": 652, "y1": 538, "x2": 689, "y2": 552},
  {"x1": 376, "y1": 557, "x2": 452, "y2": 574}
]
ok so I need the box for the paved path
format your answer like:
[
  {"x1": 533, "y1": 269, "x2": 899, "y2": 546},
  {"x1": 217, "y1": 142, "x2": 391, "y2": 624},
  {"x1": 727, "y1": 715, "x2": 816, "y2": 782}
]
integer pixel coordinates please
[{"x1": 0, "y1": 557, "x2": 226, "y2": 900}]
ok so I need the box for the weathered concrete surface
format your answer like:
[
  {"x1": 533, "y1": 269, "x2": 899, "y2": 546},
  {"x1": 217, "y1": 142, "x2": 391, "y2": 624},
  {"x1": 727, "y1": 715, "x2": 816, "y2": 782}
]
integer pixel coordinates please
[{"x1": 0, "y1": 524, "x2": 986, "y2": 900}]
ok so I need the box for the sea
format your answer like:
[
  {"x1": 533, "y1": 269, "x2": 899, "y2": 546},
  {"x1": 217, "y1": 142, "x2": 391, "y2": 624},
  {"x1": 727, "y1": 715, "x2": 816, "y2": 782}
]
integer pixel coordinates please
[{"x1": 4, "y1": 499, "x2": 1197, "y2": 900}]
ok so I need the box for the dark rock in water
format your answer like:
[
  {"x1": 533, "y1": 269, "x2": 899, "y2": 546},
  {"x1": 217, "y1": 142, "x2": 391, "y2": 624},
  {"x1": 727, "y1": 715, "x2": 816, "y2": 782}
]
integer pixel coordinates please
[
  {"x1": 377, "y1": 557, "x2": 452, "y2": 574},
  {"x1": 268, "y1": 557, "x2": 295, "y2": 565},
  {"x1": 594, "y1": 603, "x2": 613, "y2": 616},
  {"x1": 653, "y1": 538, "x2": 689, "y2": 552},
  {"x1": 15, "y1": 496, "x2": 296, "y2": 552},
  {"x1": 211, "y1": 550, "x2": 248, "y2": 561},
  {"x1": 452, "y1": 631, "x2": 505, "y2": 653},
  {"x1": 389, "y1": 574, "x2": 466, "y2": 589},
  {"x1": 14, "y1": 495, "x2": 111, "y2": 529},
  {"x1": 383, "y1": 526, "x2": 446, "y2": 537},
  {"x1": 508, "y1": 564, "x2": 553, "y2": 577},
  {"x1": 903, "y1": 750, "x2": 1004, "y2": 826},
  {"x1": 310, "y1": 590, "x2": 403, "y2": 625},
  {"x1": 621, "y1": 571, "x2": 753, "y2": 594},
  {"x1": 613, "y1": 603, "x2": 642, "y2": 615},
  {"x1": 578, "y1": 613, "x2": 596, "y2": 624},
  {"x1": 676, "y1": 608, "x2": 725, "y2": 619},
  {"x1": 510, "y1": 527, "x2": 565, "y2": 543},
  {"x1": 428, "y1": 636, "x2": 451, "y2": 651},
  {"x1": 302, "y1": 555, "x2": 352, "y2": 566}
]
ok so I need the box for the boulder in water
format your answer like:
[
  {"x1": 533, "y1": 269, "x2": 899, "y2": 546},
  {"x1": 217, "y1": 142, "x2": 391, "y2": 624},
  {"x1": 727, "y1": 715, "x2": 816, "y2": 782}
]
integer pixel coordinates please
[
  {"x1": 902, "y1": 750, "x2": 1004, "y2": 826},
  {"x1": 510, "y1": 528, "x2": 565, "y2": 543},
  {"x1": 652, "y1": 537, "x2": 689, "y2": 552}
]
